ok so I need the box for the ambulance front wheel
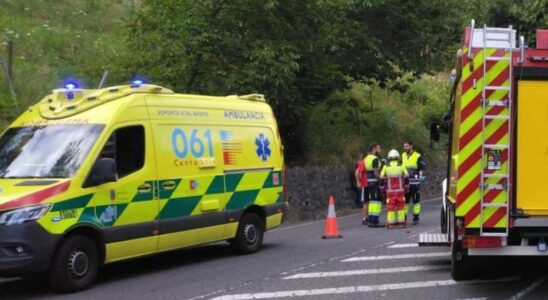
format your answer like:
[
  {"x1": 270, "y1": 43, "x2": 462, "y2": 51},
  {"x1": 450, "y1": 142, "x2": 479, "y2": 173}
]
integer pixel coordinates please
[
  {"x1": 49, "y1": 235, "x2": 100, "y2": 292},
  {"x1": 231, "y1": 213, "x2": 264, "y2": 254}
]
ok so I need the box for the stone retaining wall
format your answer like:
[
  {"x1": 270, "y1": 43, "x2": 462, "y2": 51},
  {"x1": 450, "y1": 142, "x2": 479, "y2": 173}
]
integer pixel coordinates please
[{"x1": 284, "y1": 163, "x2": 446, "y2": 222}]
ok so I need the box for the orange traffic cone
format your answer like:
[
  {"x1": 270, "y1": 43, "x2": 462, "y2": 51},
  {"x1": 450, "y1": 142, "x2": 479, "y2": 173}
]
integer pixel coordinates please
[{"x1": 322, "y1": 196, "x2": 343, "y2": 239}]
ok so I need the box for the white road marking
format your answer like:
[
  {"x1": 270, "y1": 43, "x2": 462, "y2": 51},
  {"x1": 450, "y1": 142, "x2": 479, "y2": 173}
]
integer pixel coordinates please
[
  {"x1": 282, "y1": 265, "x2": 449, "y2": 279},
  {"x1": 279, "y1": 241, "x2": 396, "y2": 277},
  {"x1": 211, "y1": 277, "x2": 518, "y2": 300},
  {"x1": 455, "y1": 298, "x2": 487, "y2": 300},
  {"x1": 0, "y1": 277, "x2": 19, "y2": 284},
  {"x1": 342, "y1": 251, "x2": 451, "y2": 262},
  {"x1": 508, "y1": 275, "x2": 547, "y2": 300},
  {"x1": 388, "y1": 243, "x2": 419, "y2": 249}
]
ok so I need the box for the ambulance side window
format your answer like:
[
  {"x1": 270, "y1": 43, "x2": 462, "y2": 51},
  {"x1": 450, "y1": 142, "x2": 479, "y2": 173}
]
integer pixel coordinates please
[
  {"x1": 93, "y1": 125, "x2": 145, "y2": 181},
  {"x1": 113, "y1": 126, "x2": 145, "y2": 178}
]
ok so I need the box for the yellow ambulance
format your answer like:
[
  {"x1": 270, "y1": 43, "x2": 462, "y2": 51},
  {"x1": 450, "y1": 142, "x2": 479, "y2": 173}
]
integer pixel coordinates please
[{"x1": 0, "y1": 81, "x2": 286, "y2": 292}]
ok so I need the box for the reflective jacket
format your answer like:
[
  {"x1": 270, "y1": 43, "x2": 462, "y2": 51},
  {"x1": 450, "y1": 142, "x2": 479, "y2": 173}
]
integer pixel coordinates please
[
  {"x1": 364, "y1": 154, "x2": 379, "y2": 184},
  {"x1": 402, "y1": 151, "x2": 424, "y2": 185},
  {"x1": 381, "y1": 161, "x2": 409, "y2": 193}
]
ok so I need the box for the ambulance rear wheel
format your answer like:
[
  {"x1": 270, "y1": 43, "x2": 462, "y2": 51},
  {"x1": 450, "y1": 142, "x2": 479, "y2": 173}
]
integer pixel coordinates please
[
  {"x1": 49, "y1": 235, "x2": 99, "y2": 292},
  {"x1": 231, "y1": 213, "x2": 264, "y2": 254}
]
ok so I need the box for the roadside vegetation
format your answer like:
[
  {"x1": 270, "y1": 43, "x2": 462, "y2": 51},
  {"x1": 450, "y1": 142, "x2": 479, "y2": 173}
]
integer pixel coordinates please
[
  {"x1": 0, "y1": 0, "x2": 133, "y2": 127},
  {"x1": 1, "y1": 0, "x2": 546, "y2": 165}
]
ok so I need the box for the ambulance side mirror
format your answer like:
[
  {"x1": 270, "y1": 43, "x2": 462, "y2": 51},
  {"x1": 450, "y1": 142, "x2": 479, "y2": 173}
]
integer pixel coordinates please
[{"x1": 84, "y1": 158, "x2": 118, "y2": 187}]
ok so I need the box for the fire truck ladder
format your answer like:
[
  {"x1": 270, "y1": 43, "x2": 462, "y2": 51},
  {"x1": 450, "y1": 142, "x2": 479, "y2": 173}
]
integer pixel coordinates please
[{"x1": 479, "y1": 24, "x2": 514, "y2": 237}]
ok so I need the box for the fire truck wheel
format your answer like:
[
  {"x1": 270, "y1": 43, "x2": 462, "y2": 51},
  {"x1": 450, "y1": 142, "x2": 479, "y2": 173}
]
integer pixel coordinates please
[
  {"x1": 49, "y1": 235, "x2": 99, "y2": 292},
  {"x1": 441, "y1": 207, "x2": 448, "y2": 234},
  {"x1": 451, "y1": 244, "x2": 472, "y2": 280},
  {"x1": 230, "y1": 213, "x2": 264, "y2": 254}
]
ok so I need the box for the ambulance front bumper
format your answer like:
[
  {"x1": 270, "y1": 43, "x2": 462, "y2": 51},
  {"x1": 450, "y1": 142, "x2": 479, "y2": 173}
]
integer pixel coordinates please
[{"x1": 0, "y1": 222, "x2": 59, "y2": 277}]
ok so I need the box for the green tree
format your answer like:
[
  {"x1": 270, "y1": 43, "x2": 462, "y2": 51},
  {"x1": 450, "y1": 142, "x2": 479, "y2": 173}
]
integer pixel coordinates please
[
  {"x1": 126, "y1": 0, "x2": 468, "y2": 162},
  {"x1": 472, "y1": 0, "x2": 548, "y2": 44}
]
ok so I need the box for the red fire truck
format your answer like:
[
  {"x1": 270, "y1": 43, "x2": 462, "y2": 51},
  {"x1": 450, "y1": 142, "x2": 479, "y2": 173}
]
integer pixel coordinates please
[{"x1": 423, "y1": 20, "x2": 548, "y2": 279}]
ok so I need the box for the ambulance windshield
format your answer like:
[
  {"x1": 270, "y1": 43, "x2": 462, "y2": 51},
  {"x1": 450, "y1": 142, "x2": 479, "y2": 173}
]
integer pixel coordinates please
[{"x1": 0, "y1": 124, "x2": 104, "y2": 179}]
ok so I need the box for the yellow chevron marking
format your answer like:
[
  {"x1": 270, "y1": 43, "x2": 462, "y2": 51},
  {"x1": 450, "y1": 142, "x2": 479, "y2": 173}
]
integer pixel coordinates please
[
  {"x1": 456, "y1": 189, "x2": 480, "y2": 217},
  {"x1": 459, "y1": 108, "x2": 482, "y2": 138},
  {"x1": 461, "y1": 60, "x2": 509, "y2": 109},
  {"x1": 488, "y1": 190, "x2": 508, "y2": 204},
  {"x1": 236, "y1": 171, "x2": 270, "y2": 192},
  {"x1": 487, "y1": 79, "x2": 510, "y2": 100},
  {"x1": 481, "y1": 206, "x2": 499, "y2": 227},
  {"x1": 495, "y1": 215, "x2": 508, "y2": 227},
  {"x1": 457, "y1": 131, "x2": 508, "y2": 195},
  {"x1": 255, "y1": 188, "x2": 282, "y2": 206},
  {"x1": 462, "y1": 49, "x2": 493, "y2": 81},
  {"x1": 467, "y1": 212, "x2": 481, "y2": 228},
  {"x1": 457, "y1": 160, "x2": 481, "y2": 194},
  {"x1": 116, "y1": 201, "x2": 157, "y2": 225},
  {"x1": 457, "y1": 134, "x2": 482, "y2": 171}
]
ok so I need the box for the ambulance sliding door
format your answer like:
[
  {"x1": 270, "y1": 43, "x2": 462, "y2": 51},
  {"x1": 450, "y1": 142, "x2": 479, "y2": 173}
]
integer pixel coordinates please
[{"x1": 153, "y1": 123, "x2": 227, "y2": 251}]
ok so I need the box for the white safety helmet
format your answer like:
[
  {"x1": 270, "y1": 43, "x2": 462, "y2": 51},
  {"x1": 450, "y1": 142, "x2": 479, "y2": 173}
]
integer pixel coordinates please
[{"x1": 388, "y1": 149, "x2": 400, "y2": 161}]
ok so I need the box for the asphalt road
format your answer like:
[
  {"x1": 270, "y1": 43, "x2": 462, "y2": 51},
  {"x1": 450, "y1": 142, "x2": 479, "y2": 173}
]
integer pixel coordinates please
[{"x1": 2, "y1": 198, "x2": 548, "y2": 299}]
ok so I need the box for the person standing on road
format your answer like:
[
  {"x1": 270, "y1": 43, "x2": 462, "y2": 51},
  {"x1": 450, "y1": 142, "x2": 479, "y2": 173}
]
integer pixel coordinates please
[
  {"x1": 402, "y1": 141, "x2": 426, "y2": 225},
  {"x1": 365, "y1": 144, "x2": 384, "y2": 228},
  {"x1": 355, "y1": 153, "x2": 369, "y2": 225},
  {"x1": 380, "y1": 149, "x2": 409, "y2": 228}
]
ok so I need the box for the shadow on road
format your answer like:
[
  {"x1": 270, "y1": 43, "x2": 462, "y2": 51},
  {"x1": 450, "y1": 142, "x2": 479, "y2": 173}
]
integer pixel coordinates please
[{"x1": 0, "y1": 243, "x2": 278, "y2": 299}]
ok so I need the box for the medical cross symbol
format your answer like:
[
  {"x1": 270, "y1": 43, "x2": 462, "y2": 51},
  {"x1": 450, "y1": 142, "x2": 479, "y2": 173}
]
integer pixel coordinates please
[{"x1": 255, "y1": 134, "x2": 271, "y2": 161}]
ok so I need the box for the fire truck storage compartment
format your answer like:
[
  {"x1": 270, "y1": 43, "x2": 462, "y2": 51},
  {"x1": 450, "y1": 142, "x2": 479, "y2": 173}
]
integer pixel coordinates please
[{"x1": 516, "y1": 80, "x2": 548, "y2": 216}]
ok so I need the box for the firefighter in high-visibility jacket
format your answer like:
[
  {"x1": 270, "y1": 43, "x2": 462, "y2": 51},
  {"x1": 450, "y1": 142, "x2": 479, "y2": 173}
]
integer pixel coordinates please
[
  {"x1": 380, "y1": 149, "x2": 409, "y2": 228},
  {"x1": 402, "y1": 141, "x2": 426, "y2": 225},
  {"x1": 365, "y1": 144, "x2": 384, "y2": 228}
]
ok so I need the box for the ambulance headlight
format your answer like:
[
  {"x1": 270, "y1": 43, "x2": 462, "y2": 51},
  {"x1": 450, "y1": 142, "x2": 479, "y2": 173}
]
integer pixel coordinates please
[{"x1": 0, "y1": 204, "x2": 51, "y2": 226}]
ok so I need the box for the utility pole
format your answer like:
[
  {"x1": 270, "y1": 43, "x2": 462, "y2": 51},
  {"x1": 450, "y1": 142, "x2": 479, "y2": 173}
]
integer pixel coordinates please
[
  {"x1": 1, "y1": 39, "x2": 18, "y2": 112},
  {"x1": 98, "y1": 70, "x2": 109, "y2": 88},
  {"x1": 7, "y1": 40, "x2": 13, "y2": 80}
]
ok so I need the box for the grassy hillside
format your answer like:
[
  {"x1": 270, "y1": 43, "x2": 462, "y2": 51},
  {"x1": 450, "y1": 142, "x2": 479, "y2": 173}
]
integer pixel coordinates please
[{"x1": 0, "y1": 0, "x2": 135, "y2": 128}]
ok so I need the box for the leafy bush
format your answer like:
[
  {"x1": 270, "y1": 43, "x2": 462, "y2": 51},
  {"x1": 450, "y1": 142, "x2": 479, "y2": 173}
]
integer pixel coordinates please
[{"x1": 305, "y1": 73, "x2": 451, "y2": 165}]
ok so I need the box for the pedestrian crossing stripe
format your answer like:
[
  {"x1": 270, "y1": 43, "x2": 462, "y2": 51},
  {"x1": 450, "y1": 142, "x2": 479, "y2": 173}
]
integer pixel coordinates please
[{"x1": 282, "y1": 265, "x2": 449, "y2": 279}]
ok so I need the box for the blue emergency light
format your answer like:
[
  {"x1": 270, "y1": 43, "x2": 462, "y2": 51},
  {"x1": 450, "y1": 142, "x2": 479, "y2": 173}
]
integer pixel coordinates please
[
  {"x1": 130, "y1": 79, "x2": 144, "y2": 88},
  {"x1": 64, "y1": 82, "x2": 78, "y2": 90},
  {"x1": 63, "y1": 81, "x2": 79, "y2": 100}
]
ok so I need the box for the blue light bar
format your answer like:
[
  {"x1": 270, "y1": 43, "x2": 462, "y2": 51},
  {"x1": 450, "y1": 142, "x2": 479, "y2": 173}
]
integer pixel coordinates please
[
  {"x1": 130, "y1": 79, "x2": 144, "y2": 88},
  {"x1": 64, "y1": 82, "x2": 78, "y2": 90}
]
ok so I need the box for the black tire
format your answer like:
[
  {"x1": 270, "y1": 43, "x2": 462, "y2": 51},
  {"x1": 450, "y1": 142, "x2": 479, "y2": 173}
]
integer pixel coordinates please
[
  {"x1": 441, "y1": 206, "x2": 448, "y2": 234},
  {"x1": 230, "y1": 213, "x2": 264, "y2": 254},
  {"x1": 49, "y1": 235, "x2": 100, "y2": 292},
  {"x1": 451, "y1": 241, "x2": 472, "y2": 281}
]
